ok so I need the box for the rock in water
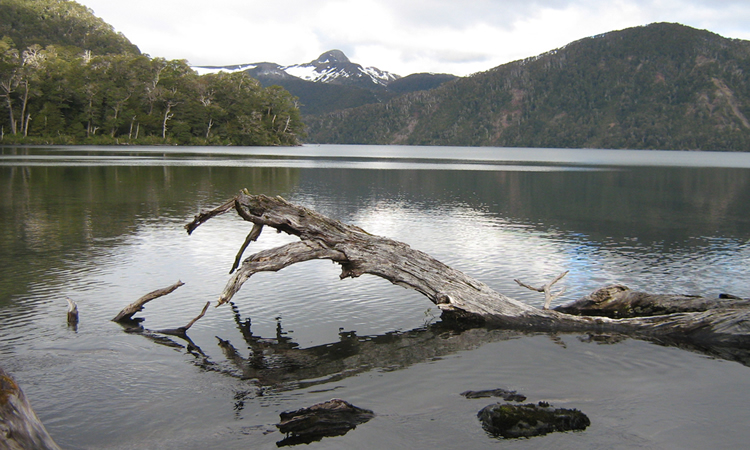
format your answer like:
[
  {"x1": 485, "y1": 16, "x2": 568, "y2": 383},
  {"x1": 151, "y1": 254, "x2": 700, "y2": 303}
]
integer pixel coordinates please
[
  {"x1": 276, "y1": 398, "x2": 374, "y2": 446},
  {"x1": 477, "y1": 402, "x2": 590, "y2": 439}
]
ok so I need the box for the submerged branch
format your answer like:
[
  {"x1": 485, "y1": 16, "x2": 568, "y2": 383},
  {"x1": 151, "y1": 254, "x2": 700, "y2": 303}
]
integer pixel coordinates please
[{"x1": 158, "y1": 301, "x2": 210, "y2": 337}]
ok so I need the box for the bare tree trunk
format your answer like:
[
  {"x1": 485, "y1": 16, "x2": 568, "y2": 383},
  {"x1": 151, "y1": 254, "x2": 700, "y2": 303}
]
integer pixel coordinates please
[
  {"x1": 129, "y1": 116, "x2": 136, "y2": 140},
  {"x1": 162, "y1": 103, "x2": 174, "y2": 139},
  {"x1": 185, "y1": 193, "x2": 750, "y2": 349},
  {"x1": 3, "y1": 94, "x2": 16, "y2": 135},
  {"x1": 206, "y1": 118, "x2": 213, "y2": 139}
]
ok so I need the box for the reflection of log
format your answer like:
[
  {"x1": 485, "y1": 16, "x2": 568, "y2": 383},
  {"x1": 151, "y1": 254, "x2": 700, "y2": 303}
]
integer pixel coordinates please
[
  {"x1": 214, "y1": 321, "x2": 522, "y2": 390},
  {"x1": 157, "y1": 301, "x2": 210, "y2": 338},
  {"x1": 185, "y1": 192, "x2": 750, "y2": 349},
  {"x1": 0, "y1": 367, "x2": 61, "y2": 450},
  {"x1": 112, "y1": 280, "x2": 185, "y2": 322}
]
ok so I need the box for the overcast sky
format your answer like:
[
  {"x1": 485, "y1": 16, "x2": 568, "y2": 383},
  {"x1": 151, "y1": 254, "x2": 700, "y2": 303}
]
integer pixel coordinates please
[{"x1": 75, "y1": 0, "x2": 750, "y2": 76}]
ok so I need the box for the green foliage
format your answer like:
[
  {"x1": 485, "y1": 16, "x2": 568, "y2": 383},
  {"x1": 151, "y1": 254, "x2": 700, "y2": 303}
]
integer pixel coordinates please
[
  {"x1": 305, "y1": 23, "x2": 750, "y2": 151},
  {"x1": 0, "y1": 0, "x2": 305, "y2": 145},
  {"x1": 0, "y1": 0, "x2": 139, "y2": 55}
]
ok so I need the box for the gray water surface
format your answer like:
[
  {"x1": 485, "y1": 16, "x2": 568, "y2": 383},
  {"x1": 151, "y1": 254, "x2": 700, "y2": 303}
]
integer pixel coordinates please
[{"x1": 2, "y1": 145, "x2": 750, "y2": 449}]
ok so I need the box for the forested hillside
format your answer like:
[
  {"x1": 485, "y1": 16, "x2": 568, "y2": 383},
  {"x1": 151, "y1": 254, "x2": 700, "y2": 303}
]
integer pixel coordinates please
[
  {"x1": 0, "y1": 0, "x2": 304, "y2": 145},
  {"x1": 305, "y1": 23, "x2": 750, "y2": 151}
]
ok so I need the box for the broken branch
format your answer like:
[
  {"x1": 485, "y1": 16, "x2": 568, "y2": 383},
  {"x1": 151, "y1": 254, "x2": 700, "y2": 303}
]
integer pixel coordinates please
[
  {"x1": 230, "y1": 223, "x2": 263, "y2": 274},
  {"x1": 112, "y1": 280, "x2": 185, "y2": 322},
  {"x1": 514, "y1": 271, "x2": 569, "y2": 310}
]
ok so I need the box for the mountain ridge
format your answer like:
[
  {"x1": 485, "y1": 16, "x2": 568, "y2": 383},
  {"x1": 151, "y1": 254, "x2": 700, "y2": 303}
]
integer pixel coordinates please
[
  {"x1": 192, "y1": 50, "x2": 457, "y2": 116},
  {"x1": 193, "y1": 49, "x2": 401, "y2": 90},
  {"x1": 304, "y1": 22, "x2": 750, "y2": 151}
]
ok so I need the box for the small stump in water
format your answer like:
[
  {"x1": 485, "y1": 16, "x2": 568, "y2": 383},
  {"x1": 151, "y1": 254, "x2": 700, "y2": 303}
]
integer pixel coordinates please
[
  {"x1": 478, "y1": 402, "x2": 590, "y2": 439},
  {"x1": 276, "y1": 398, "x2": 374, "y2": 446}
]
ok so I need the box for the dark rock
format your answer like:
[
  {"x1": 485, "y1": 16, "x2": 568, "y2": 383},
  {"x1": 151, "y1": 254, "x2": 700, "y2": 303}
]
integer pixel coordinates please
[
  {"x1": 477, "y1": 402, "x2": 590, "y2": 439},
  {"x1": 276, "y1": 398, "x2": 374, "y2": 446}
]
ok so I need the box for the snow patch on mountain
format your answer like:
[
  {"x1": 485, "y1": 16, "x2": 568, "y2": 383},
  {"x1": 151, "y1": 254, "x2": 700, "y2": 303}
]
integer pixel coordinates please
[
  {"x1": 192, "y1": 50, "x2": 400, "y2": 88},
  {"x1": 192, "y1": 64, "x2": 256, "y2": 76}
]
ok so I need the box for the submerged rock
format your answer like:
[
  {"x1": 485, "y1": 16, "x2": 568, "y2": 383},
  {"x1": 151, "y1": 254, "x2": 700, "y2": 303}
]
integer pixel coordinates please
[
  {"x1": 276, "y1": 398, "x2": 374, "y2": 446},
  {"x1": 478, "y1": 402, "x2": 590, "y2": 439},
  {"x1": 460, "y1": 388, "x2": 526, "y2": 402}
]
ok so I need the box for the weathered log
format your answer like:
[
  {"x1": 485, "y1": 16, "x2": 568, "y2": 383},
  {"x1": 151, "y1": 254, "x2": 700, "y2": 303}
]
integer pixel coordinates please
[
  {"x1": 477, "y1": 402, "x2": 590, "y2": 439},
  {"x1": 185, "y1": 192, "x2": 750, "y2": 349},
  {"x1": 112, "y1": 280, "x2": 185, "y2": 322},
  {"x1": 0, "y1": 367, "x2": 61, "y2": 450},
  {"x1": 276, "y1": 399, "x2": 374, "y2": 446},
  {"x1": 555, "y1": 285, "x2": 750, "y2": 318}
]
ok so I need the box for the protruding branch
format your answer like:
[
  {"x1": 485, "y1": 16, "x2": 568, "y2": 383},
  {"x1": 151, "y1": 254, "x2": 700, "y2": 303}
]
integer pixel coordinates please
[
  {"x1": 65, "y1": 296, "x2": 79, "y2": 326},
  {"x1": 514, "y1": 271, "x2": 569, "y2": 310},
  {"x1": 230, "y1": 223, "x2": 263, "y2": 274},
  {"x1": 185, "y1": 198, "x2": 236, "y2": 235},
  {"x1": 112, "y1": 280, "x2": 185, "y2": 322},
  {"x1": 220, "y1": 241, "x2": 346, "y2": 306}
]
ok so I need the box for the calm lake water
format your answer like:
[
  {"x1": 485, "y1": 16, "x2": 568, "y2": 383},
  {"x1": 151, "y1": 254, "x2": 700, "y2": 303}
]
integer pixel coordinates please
[{"x1": 2, "y1": 144, "x2": 750, "y2": 449}]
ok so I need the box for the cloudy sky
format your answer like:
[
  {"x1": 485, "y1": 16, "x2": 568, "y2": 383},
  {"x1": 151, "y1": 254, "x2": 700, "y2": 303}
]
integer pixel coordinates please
[{"x1": 75, "y1": 0, "x2": 750, "y2": 76}]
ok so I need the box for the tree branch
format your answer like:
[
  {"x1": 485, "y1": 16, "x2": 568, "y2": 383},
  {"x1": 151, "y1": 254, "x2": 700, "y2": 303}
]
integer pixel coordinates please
[
  {"x1": 514, "y1": 271, "x2": 569, "y2": 310},
  {"x1": 112, "y1": 280, "x2": 185, "y2": 322}
]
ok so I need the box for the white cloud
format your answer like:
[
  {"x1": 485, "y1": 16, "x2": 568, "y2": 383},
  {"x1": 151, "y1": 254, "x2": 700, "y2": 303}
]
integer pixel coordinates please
[{"x1": 77, "y1": 0, "x2": 750, "y2": 76}]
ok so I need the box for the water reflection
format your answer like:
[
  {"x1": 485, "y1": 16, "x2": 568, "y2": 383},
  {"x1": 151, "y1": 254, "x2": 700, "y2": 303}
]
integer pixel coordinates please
[{"x1": 2, "y1": 146, "x2": 750, "y2": 449}]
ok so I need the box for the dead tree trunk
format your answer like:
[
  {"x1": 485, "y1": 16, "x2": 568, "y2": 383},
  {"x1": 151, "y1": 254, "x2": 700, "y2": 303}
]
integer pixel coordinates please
[{"x1": 185, "y1": 192, "x2": 750, "y2": 349}]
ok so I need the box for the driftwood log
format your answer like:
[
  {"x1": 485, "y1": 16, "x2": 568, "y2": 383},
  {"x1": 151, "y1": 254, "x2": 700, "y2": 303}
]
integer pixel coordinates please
[
  {"x1": 186, "y1": 192, "x2": 750, "y2": 350},
  {"x1": 0, "y1": 367, "x2": 61, "y2": 450},
  {"x1": 555, "y1": 284, "x2": 750, "y2": 318}
]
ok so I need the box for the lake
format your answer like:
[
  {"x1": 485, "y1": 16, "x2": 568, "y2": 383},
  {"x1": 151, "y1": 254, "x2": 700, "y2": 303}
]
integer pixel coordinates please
[{"x1": 2, "y1": 144, "x2": 750, "y2": 449}]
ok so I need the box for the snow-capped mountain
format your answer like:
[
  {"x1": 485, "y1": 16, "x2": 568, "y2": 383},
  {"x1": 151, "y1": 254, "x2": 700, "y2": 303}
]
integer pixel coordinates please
[{"x1": 193, "y1": 49, "x2": 400, "y2": 90}]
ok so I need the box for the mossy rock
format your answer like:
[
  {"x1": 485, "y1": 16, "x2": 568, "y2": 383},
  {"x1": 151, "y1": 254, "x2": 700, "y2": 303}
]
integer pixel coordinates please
[{"x1": 478, "y1": 402, "x2": 590, "y2": 439}]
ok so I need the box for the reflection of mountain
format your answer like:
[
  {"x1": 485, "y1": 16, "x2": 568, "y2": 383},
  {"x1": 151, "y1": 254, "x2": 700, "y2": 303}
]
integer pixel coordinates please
[
  {"x1": 294, "y1": 166, "x2": 750, "y2": 244},
  {"x1": 3, "y1": 156, "x2": 750, "y2": 309},
  {"x1": 0, "y1": 165, "x2": 301, "y2": 301}
]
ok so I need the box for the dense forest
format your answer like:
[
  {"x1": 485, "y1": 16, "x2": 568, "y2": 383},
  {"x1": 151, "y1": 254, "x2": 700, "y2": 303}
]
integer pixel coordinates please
[
  {"x1": 0, "y1": 0, "x2": 304, "y2": 145},
  {"x1": 305, "y1": 23, "x2": 750, "y2": 151}
]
